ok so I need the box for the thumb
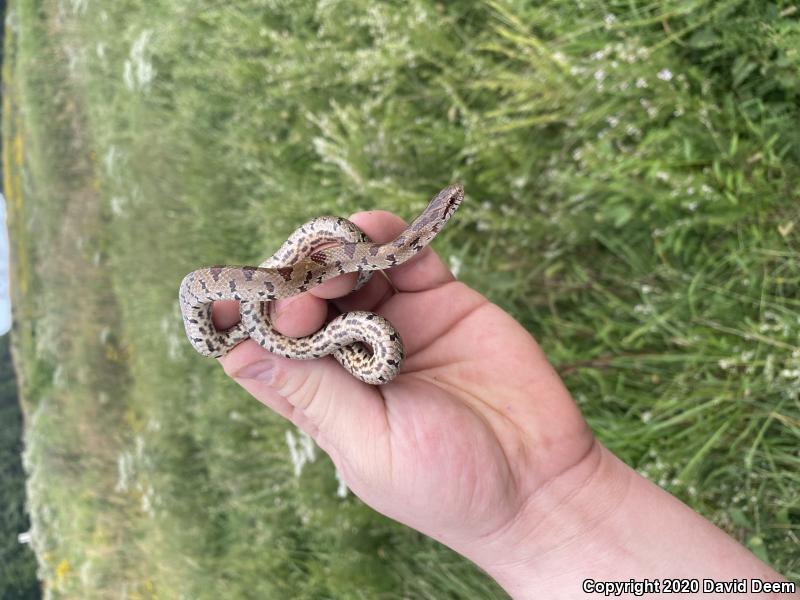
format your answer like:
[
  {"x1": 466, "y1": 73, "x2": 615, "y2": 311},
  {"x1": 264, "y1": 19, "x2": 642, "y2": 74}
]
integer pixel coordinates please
[{"x1": 219, "y1": 339, "x2": 387, "y2": 451}]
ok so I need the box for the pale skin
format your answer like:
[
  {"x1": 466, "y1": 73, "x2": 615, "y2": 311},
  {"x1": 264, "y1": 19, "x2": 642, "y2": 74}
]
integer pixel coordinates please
[{"x1": 213, "y1": 210, "x2": 798, "y2": 599}]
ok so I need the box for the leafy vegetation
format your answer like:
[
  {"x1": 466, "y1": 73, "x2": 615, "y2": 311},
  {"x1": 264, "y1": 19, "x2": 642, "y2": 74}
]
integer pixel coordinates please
[
  {"x1": 0, "y1": 336, "x2": 39, "y2": 599},
  {"x1": 4, "y1": 0, "x2": 799, "y2": 597}
]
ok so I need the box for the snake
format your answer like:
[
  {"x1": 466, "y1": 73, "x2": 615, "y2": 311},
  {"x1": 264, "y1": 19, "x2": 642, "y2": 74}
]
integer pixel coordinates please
[{"x1": 178, "y1": 184, "x2": 464, "y2": 385}]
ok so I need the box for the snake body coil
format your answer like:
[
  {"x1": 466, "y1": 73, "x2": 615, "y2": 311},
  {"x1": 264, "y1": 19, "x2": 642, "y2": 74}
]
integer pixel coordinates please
[{"x1": 179, "y1": 184, "x2": 464, "y2": 384}]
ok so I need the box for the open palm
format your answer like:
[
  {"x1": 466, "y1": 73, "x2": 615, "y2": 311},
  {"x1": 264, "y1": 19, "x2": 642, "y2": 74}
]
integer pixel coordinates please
[{"x1": 215, "y1": 209, "x2": 595, "y2": 562}]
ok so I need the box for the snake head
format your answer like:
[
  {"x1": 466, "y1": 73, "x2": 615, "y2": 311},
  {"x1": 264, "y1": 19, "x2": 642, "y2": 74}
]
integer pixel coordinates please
[{"x1": 435, "y1": 183, "x2": 465, "y2": 222}]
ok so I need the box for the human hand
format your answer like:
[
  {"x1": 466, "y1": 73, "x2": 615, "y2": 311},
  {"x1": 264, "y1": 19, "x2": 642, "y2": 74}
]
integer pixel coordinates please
[
  {"x1": 212, "y1": 208, "x2": 595, "y2": 570},
  {"x1": 212, "y1": 209, "x2": 796, "y2": 599}
]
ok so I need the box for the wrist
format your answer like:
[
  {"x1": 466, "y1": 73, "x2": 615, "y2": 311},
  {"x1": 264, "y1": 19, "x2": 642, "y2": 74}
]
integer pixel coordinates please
[
  {"x1": 468, "y1": 441, "x2": 794, "y2": 599},
  {"x1": 466, "y1": 439, "x2": 623, "y2": 598}
]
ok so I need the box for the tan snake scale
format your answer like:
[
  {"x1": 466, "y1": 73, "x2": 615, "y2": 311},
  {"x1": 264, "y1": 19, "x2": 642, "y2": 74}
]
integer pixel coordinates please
[{"x1": 179, "y1": 185, "x2": 464, "y2": 384}]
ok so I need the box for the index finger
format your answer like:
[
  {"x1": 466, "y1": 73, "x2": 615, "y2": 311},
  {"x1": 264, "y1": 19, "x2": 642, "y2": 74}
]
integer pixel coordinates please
[
  {"x1": 212, "y1": 208, "x2": 455, "y2": 333},
  {"x1": 347, "y1": 210, "x2": 455, "y2": 294}
]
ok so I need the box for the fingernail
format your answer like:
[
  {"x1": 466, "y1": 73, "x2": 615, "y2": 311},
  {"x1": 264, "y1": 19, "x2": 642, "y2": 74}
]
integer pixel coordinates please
[{"x1": 234, "y1": 360, "x2": 275, "y2": 382}]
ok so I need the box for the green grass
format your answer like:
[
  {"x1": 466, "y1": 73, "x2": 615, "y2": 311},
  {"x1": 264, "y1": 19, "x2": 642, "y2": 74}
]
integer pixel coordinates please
[{"x1": 4, "y1": 0, "x2": 799, "y2": 597}]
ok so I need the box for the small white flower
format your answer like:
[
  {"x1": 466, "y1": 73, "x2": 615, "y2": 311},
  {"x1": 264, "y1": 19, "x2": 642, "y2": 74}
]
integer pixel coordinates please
[
  {"x1": 104, "y1": 145, "x2": 116, "y2": 175},
  {"x1": 286, "y1": 428, "x2": 317, "y2": 477},
  {"x1": 123, "y1": 30, "x2": 156, "y2": 92},
  {"x1": 657, "y1": 68, "x2": 673, "y2": 81},
  {"x1": 448, "y1": 255, "x2": 463, "y2": 279},
  {"x1": 115, "y1": 452, "x2": 133, "y2": 492},
  {"x1": 110, "y1": 196, "x2": 127, "y2": 216},
  {"x1": 335, "y1": 469, "x2": 349, "y2": 498}
]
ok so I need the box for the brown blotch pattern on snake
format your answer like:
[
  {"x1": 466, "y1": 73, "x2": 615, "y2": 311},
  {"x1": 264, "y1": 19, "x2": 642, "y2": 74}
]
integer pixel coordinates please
[{"x1": 178, "y1": 184, "x2": 464, "y2": 384}]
